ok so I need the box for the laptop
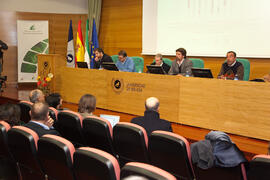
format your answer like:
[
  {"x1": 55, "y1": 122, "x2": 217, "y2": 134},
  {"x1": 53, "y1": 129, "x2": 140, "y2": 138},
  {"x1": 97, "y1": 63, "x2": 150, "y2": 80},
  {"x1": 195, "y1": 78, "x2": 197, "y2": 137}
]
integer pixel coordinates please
[
  {"x1": 191, "y1": 68, "x2": 213, "y2": 78},
  {"x1": 102, "y1": 62, "x2": 119, "y2": 71},
  {"x1": 77, "y1": 62, "x2": 88, "y2": 69},
  {"x1": 146, "y1": 65, "x2": 166, "y2": 74}
]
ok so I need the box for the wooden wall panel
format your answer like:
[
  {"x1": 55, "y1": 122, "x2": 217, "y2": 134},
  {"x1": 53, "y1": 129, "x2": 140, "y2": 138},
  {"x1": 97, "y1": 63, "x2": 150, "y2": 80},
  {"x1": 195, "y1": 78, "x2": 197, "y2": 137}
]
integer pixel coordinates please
[
  {"x1": 0, "y1": 11, "x2": 87, "y2": 85},
  {"x1": 99, "y1": 0, "x2": 270, "y2": 80}
]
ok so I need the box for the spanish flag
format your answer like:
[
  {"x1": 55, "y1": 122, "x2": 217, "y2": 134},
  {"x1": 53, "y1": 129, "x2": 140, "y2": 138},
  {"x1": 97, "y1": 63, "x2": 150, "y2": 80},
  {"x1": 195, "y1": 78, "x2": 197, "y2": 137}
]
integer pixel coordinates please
[{"x1": 75, "y1": 20, "x2": 85, "y2": 64}]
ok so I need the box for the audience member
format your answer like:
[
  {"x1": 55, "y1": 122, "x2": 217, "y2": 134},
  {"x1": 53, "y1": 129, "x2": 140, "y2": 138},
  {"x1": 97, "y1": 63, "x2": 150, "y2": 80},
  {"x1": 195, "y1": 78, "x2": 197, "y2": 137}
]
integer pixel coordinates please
[
  {"x1": 0, "y1": 103, "x2": 23, "y2": 126},
  {"x1": 93, "y1": 47, "x2": 113, "y2": 69},
  {"x1": 150, "y1": 53, "x2": 170, "y2": 74},
  {"x1": 24, "y1": 102, "x2": 60, "y2": 137},
  {"x1": 78, "y1": 94, "x2": 96, "y2": 117},
  {"x1": 218, "y1": 51, "x2": 244, "y2": 80},
  {"x1": 131, "y1": 97, "x2": 172, "y2": 136},
  {"x1": 45, "y1": 93, "x2": 63, "y2": 110},
  {"x1": 168, "y1": 48, "x2": 193, "y2": 76},
  {"x1": 116, "y1": 50, "x2": 136, "y2": 72},
  {"x1": 29, "y1": 89, "x2": 45, "y2": 103}
]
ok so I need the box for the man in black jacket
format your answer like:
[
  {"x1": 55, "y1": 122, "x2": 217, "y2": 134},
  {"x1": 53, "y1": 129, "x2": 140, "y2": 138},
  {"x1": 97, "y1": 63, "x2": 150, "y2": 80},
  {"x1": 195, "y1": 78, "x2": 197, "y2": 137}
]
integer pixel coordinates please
[
  {"x1": 131, "y1": 97, "x2": 172, "y2": 136},
  {"x1": 24, "y1": 102, "x2": 60, "y2": 137},
  {"x1": 93, "y1": 47, "x2": 113, "y2": 69},
  {"x1": 150, "y1": 53, "x2": 170, "y2": 74}
]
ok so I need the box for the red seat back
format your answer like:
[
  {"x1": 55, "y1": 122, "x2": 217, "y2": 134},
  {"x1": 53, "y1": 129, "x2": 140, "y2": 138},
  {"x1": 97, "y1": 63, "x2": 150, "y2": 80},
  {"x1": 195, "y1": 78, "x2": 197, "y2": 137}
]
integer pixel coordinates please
[
  {"x1": 83, "y1": 116, "x2": 116, "y2": 156},
  {"x1": 8, "y1": 126, "x2": 44, "y2": 179},
  {"x1": 248, "y1": 155, "x2": 270, "y2": 180},
  {"x1": 113, "y1": 122, "x2": 149, "y2": 166},
  {"x1": 38, "y1": 134, "x2": 75, "y2": 180},
  {"x1": 57, "y1": 110, "x2": 85, "y2": 146},
  {"x1": 149, "y1": 130, "x2": 195, "y2": 180},
  {"x1": 121, "y1": 162, "x2": 177, "y2": 180},
  {"x1": 74, "y1": 147, "x2": 120, "y2": 180},
  {"x1": 18, "y1": 101, "x2": 33, "y2": 123},
  {"x1": 0, "y1": 121, "x2": 11, "y2": 158}
]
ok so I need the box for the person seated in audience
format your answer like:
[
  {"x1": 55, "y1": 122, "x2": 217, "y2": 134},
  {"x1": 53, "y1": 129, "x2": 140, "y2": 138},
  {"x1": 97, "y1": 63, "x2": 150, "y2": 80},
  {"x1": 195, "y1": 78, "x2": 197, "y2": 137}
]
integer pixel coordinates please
[
  {"x1": 150, "y1": 53, "x2": 170, "y2": 74},
  {"x1": 218, "y1": 51, "x2": 244, "y2": 80},
  {"x1": 93, "y1": 47, "x2": 113, "y2": 69},
  {"x1": 0, "y1": 103, "x2": 23, "y2": 126},
  {"x1": 168, "y1": 48, "x2": 193, "y2": 76},
  {"x1": 116, "y1": 50, "x2": 136, "y2": 72},
  {"x1": 24, "y1": 102, "x2": 60, "y2": 137},
  {"x1": 131, "y1": 97, "x2": 172, "y2": 136},
  {"x1": 45, "y1": 93, "x2": 63, "y2": 110},
  {"x1": 78, "y1": 94, "x2": 96, "y2": 117},
  {"x1": 29, "y1": 89, "x2": 45, "y2": 103}
]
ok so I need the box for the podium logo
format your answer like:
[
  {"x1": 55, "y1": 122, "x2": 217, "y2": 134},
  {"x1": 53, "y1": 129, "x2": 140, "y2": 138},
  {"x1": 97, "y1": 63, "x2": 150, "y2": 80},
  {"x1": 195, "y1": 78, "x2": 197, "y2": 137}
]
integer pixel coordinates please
[{"x1": 111, "y1": 78, "x2": 124, "y2": 94}]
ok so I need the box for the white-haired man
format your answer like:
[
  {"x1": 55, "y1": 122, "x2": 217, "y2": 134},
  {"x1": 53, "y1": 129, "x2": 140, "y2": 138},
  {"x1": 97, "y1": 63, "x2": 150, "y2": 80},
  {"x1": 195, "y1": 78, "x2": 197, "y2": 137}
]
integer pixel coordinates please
[{"x1": 131, "y1": 97, "x2": 172, "y2": 136}]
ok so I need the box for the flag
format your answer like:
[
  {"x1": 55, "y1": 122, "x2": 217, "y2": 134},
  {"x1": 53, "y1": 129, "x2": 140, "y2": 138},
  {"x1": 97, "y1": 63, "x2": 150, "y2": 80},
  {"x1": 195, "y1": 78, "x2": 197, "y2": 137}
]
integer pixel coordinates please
[
  {"x1": 75, "y1": 20, "x2": 85, "y2": 64},
  {"x1": 90, "y1": 19, "x2": 99, "y2": 69},
  {"x1": 66, "y1": 20, "x2": 75, "y2": 67},
  {"x1": 84, "y1": 19, "x2": 90, "y2": 68}
]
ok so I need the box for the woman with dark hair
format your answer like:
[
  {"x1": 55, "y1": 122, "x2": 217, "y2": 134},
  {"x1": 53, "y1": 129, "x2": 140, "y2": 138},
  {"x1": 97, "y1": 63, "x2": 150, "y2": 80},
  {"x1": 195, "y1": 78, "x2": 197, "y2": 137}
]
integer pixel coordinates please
[
  {"x1": 45, "y1": 93, "x2": 63, "y2": 110},
  {"x1": 0, "y1": 103, "x2": 23, "y2": 126},
  {"x1": 78, "y1": 94, "x2": 96, "y2": 117}
]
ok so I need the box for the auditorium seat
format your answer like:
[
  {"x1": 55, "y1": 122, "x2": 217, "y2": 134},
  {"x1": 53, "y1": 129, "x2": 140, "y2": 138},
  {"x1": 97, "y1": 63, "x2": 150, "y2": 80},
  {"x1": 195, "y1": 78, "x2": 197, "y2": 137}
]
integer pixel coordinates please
[
  {"x1": 0, "y1": 121, "x2": 19, "y2": 180},
  {"x1": 49, "y1": 107, "x2": 58, "y2": 129},
  {"x1": 189, "y1": 58, "x2": 204, "y2": 68},
  {"x1": 73, "y1": 147, "x2": 120, "y2": 180},
  {"x1": 121, "y1": 162, "x2": 177, "y2": 180},
  {"x1": 0, "y1": 121, "x2": 11, "y2": 158},
  {"x1": 111, "y1": 55, "x2": 118, "y2": 63},
  {"x1": 248, "y1": 155, "x2": 270, "y2": 180},
  {"x1": 113, "y1": 122, "x2": 149, "y2": 166},
  {"x1": 237, "y1": 58, "x2": 250, "y2": 81},
  {"x1": 57, "y1": 110, "x2": 85, "y2": 146},
  {"x1": 131, "y1": 56, "x2": 144, "y2": 73},
  {"x1": 48, "y1": 107, "x2": 58, "y2": 121},
  {"x1": 193, "y1": 163, "x2": 247, "y2": 180},
  {"x1": 83, "y1": 116, "x2": 116, "y2": 156},
  {"x1": 38, "y1": 134, "x2": 75, "y2": 180},
  {"x1": 148, "y1": 130, "x2": 195, "y2": 180},
  {"x1": 18, "y1": 100, "x2": 33, "y2": 123},
  {"x1": 8, "y1": 126, "x2": 45, "y2": 179}
]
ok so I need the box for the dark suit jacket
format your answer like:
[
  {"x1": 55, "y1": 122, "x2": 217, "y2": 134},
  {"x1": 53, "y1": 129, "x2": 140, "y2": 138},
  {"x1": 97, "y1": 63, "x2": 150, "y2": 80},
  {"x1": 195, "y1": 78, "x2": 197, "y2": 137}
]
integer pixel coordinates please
[
  {"x1": 131, "y1": 110, "x2": 172, "y2": 136},
  {"x1": 24, "y1": 121, "x2": 61, "y2": 137},
  {"x1": 168, "y1": 58, "x2": 193, "y2": 76},
  {"x1": 150, "y1": 62, "x2": 171, "y2": 74},
  {"x1": 93, "y1": 53, "x2": 113, "y2": 69}
]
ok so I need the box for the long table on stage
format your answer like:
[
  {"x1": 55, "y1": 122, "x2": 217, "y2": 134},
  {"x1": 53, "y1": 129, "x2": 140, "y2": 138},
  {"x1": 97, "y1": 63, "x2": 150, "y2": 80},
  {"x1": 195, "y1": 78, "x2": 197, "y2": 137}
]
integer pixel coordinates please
[
  {"x1": 36, "y1": 54, "x2": 270, "y2": 157},
  {"x1": 39, "y1": 54, "x2": 270, "y2": 142}
]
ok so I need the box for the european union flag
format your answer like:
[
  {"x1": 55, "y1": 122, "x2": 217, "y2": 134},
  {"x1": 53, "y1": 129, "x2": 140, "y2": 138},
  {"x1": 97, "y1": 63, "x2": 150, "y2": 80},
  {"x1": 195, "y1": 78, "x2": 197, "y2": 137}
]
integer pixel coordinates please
[{"x1": 90, "y1": 19, "x2": 99, "y2": 69}]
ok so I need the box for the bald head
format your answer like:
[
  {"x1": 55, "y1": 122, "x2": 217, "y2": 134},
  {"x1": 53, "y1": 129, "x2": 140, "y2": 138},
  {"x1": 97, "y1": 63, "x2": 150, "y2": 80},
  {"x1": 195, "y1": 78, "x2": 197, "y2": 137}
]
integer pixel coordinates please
[
  {"x1": 145, "y1": 97, "x2": 160, "y2": 111},
  {"x1": 30, "y1": 102, "x2": 49, "y2": 122},
  {"x1": 29, "y1": 89, "x2": 45, "y2": 103}
]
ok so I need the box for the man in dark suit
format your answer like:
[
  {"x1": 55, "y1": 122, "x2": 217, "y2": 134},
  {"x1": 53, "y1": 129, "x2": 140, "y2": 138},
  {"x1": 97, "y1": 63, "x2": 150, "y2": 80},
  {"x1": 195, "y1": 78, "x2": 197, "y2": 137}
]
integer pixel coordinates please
[
  {"x1": 168, "y1": 48, "x2": 193, "y2": 76},
  {"x1": 131, "y1": 97, "x2": 172, "y2": 136},
  {"x1": 24, "y1": 102, "x2": 60, "y2": 137},
  {"x1": 93, "y1": 47, "x2": 113, "y2": 69},
  {"x1": 150, "y1": 53, "x2": 170, "y2": 74},
  {"x1": 217, "y1": 51, "x2": 244, "y2": 80}
]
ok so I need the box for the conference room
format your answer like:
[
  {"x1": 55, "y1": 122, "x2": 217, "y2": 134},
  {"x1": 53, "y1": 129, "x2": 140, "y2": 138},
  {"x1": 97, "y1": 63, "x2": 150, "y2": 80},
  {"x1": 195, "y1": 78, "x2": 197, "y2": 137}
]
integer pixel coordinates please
[{"x1": 1, "y1": 0, "x2": 270, "y2": 179}]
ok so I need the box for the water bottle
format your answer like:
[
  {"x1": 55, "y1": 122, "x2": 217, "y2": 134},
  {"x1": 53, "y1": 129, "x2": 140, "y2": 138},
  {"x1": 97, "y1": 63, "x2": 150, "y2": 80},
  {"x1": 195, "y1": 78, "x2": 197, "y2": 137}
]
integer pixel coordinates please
[
  {"x1": 234, "y1": 74, "x2": 238, "y2": 80},
  {"x1": 185, "y1": 70, "x2": 190, "y2": 77}
]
